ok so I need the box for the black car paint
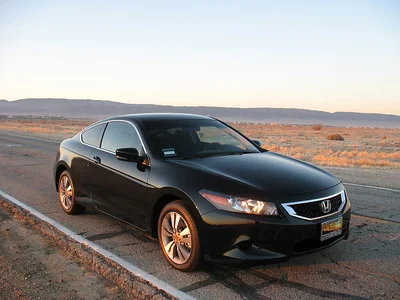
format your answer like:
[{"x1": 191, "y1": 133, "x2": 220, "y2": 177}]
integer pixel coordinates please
[{"x1": 54, "y1": 113, "x2": 351, "y2": 262}]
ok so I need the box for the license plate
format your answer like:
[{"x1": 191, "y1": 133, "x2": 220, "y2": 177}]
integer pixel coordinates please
[{"x1": 321, "y1": 217, "x2": 343, "y2": 241}]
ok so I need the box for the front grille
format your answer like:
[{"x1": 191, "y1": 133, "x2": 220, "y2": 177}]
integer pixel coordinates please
[
  {"x1": 282, "y1": 191, "x2": 345, "y2": 220},
  {"x1": 291, "y1": 194, "x2": 342, "y2": 219}
]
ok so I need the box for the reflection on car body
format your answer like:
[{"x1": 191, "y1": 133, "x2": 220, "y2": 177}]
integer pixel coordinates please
[{"x1": 54, "y1": 113, "x2": 351, "y2": 271}]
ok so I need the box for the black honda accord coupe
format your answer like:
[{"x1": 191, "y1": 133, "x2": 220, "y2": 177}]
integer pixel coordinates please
[{"x1": 53, "y1": 113, "x2": 351, "y2": 271}]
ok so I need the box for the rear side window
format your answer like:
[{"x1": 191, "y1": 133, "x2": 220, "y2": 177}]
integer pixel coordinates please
[
  {"x1": 101, "y1": 121, "x2": 143, "y2": 153},
  {"x1": 81, "y1": 123, "x2": 106, "y2": 147}
]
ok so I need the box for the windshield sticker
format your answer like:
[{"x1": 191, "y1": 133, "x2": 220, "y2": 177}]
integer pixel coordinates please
[{"x1": 162, "y1": 148, "x2": 176, "y2": 157}]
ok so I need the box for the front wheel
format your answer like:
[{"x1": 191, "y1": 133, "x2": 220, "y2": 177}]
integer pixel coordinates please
[
  {"x1": 58, "y1": 170, "x2": 85, "y2": 215},
  {"x1": 158, "y1": 201, "x2": 201, "y2": 271}
]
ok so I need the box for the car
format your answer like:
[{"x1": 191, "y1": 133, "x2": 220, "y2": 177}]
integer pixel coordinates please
[{"x1": 53, "y1": 113, "x2": 351, "y2": 271}]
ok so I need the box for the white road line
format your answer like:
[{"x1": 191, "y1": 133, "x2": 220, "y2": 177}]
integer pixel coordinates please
[
  {"x1": 0, "y1": 132, "x2": 62, "y2": 143},
  {"x1": 343, "y1": 182, "x2": 400, "y2": 193},
  {"x1": 0, "y1": 189, "x2": 195, "y2": 300}
]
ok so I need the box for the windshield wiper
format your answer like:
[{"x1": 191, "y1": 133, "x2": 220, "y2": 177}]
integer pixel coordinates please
[
  {"x1": 192, "y1": 151, "x2": 256, "y2": 158},
  {"x1": 165, "y1": 151, "x2": 257, "y2": 160},
  {"x1": 221, "y1": 151, "x2": 255, "y2": 156},
  {"x1": 167, "y1": 153, "x2": 222, "y2": 160}
]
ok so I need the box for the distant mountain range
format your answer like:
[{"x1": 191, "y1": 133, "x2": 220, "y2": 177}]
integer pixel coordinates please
[{"x1": 1, "y1": 98, "x2": 399, "y2": 128}]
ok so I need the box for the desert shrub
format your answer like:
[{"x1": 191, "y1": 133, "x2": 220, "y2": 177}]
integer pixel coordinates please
[
  {"x1": 312, "y1": 124, "x2": 323, "y2": 131},
  {"x1": 327, "y1": 134, "x2": 344, "y2": 141}
]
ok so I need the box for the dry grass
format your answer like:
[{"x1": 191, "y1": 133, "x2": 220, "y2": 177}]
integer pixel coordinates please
[
  {"x1": 0, "y1": 118, "x2": 93, "y2": 140},
  {"x1": 233, "y1": 123, "x2": 400, "y2": 169},
  {"x1": 1, "y1": 118, "x2": 399, "y2": 169},
  {"x1": 327, "y1": 134, "x2": 344, "y2": 141},
  {"x1": 312, "y1": 124, "x2": 323, "y2": 131}
]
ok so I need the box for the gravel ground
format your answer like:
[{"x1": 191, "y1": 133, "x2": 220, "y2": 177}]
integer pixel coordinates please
[{"x1": 0, "y1": 207, "x2": 129, "y2": 300}]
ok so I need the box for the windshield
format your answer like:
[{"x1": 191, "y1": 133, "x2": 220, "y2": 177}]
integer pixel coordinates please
[{"x1": 143, "y1": 119, "x2": 260, "y2": 159}]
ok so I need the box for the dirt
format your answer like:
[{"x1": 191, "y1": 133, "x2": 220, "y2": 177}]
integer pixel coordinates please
[{"x1": 0, "y1": 207, "x2": 129, "y2": 300}]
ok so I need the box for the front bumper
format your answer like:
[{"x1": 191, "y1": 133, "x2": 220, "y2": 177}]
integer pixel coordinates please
[{"x1": 200, "y1": 198, "x2": 351, "y2": 263}]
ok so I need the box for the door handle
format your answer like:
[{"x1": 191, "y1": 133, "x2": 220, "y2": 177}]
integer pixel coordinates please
[{"x1": 92, "y1": 156, "x2": 101, "y2": 164}]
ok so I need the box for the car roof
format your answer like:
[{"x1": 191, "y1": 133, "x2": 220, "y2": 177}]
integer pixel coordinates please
[{"x1": 103, "y1": 113, "x2": 215, "y2": 122}]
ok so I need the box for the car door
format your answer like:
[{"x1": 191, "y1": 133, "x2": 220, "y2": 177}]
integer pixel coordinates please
[
  {"x1": 90, "y1": 120, "x2": 150, "y2": 229},
  {"x1": 71, "y1": 123, "x2": 107, "y2": 202}
]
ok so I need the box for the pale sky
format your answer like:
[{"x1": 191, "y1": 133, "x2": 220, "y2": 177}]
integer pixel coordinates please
[{"x1": 0, "y1": 0, "x2": 399, "y2": 115}]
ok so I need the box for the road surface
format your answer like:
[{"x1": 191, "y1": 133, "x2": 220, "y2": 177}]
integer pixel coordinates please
[{"x1": 0, "y1": 133, "x2": 399, "y2": 299}]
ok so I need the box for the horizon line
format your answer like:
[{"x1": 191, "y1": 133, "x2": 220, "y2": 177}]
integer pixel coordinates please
[{"x1": 1, "y1": 97, "x2": 400, "y2": 117}]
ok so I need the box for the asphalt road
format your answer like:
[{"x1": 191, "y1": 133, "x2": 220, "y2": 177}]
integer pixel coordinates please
[{"x1": 0, "y1": 133, "x2": 399, "y2": 299}]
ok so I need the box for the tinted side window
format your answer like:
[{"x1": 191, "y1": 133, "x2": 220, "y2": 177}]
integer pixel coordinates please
[
  {"x1": 101, "y1": 121, "x2": 143, "y2": 153},
  {"x1": 81, "y1": 123, "x2": 106, "y2": 147}
]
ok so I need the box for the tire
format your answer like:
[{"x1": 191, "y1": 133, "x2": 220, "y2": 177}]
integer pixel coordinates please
[
  {"x1": 158, "y1": 201, "x2": 201, "y2": 271},
  {"x1": 58, "y1": 170, "x2": 85, "y2": 215}
]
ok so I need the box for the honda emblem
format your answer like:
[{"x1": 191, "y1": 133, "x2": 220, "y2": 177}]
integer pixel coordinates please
[{"x1": 321, "y1": 200, "x2": 332, "y2": 214}]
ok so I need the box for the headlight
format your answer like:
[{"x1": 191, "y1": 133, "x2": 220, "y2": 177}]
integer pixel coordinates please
[{"x1": 199, "y1": 190, "x2": 278, "y2": 216}]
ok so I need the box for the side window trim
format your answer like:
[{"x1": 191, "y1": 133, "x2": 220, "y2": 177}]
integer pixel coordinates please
[
  {"x1": 80, "y1": 123, "x2": 106, "y2": 148},
  {"x1": 80, "y1": 120, "x2": 149, "y2": 157}
]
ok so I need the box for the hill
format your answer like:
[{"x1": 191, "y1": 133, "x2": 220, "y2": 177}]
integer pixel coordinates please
[{"x1": 0, "y1": 98, "x2": 399, "y2": 128}]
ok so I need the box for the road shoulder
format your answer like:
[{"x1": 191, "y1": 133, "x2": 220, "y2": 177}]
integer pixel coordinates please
[
  {"x1": 0, "y1": 195, "x2": 176, "y2": 300},
  {"x1": 0, "y1": 206, "x2": 128, "y2": 300}
]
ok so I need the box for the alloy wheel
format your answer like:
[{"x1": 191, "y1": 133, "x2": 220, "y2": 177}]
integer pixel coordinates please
[
  {"x1": 161, "y1": 211, "x2": 192, "y2": 264},
  {"x1": 59, "y1": 174, "x2": 73, "y2": 211}
]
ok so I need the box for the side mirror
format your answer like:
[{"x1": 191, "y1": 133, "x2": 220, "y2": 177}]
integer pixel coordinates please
[
  {"x1": 116, "y1": 148, "x2": 140, "y2": 162},
  {"x1": 252, "y1": 139, "x2": 262, "y2": 147}
]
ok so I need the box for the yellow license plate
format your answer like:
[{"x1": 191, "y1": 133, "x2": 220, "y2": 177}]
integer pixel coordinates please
[{"x1": 321, "y1": 217, "x2": 343, "y2": 241}]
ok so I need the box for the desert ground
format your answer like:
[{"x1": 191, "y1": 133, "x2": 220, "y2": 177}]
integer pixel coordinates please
[
  {"x1": 0, "y1": 207, "x2": 128, "y2": 299},
  {"x1": 0, "y1": 117, "x2": 399, "y2": 169}
]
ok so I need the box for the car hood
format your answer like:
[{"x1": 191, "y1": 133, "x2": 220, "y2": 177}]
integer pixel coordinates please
[{"x1": 170, "y1": 152, "x2": 340, "y2": 199}]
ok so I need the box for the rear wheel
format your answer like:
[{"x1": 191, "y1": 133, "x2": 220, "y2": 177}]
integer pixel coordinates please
[
  {"x1": 58, "y1": 170, "x2": 85, "y2": 215},
  {"x1": 158, "y1": 201, "x2": 201, "y2": 271}
]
